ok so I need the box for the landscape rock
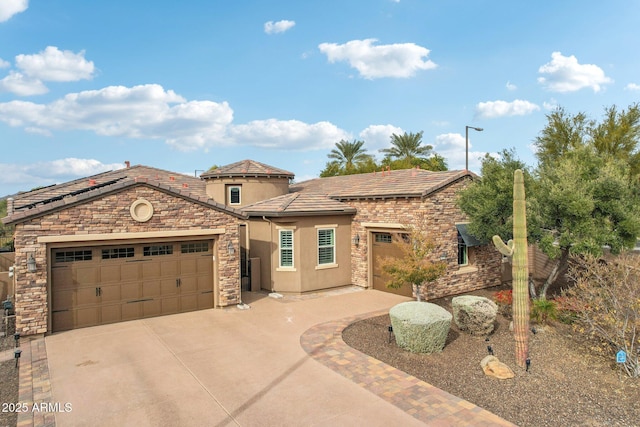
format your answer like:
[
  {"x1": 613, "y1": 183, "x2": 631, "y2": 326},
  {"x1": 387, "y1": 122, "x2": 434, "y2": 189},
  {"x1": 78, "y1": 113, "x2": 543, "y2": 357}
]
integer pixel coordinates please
[
  {"x1": 480, "y1": 355, "x2": 515, "y2": 379},
  {"x1": 389, "y1": 301, "x2": 452, "y2": 353},
  {"x1": 452, "y1": 295, "x2": 498, "y2": 336}
]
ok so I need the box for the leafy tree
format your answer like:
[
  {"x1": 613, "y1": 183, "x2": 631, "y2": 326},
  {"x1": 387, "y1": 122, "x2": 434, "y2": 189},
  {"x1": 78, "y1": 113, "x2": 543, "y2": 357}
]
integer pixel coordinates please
[
  {"x1": 460, "y1": 108, "x2": 640, "y2": 299},
  {"x1": 0, "y1": 199, "x2": 14, "y2": 249},
  {"x1": 380, "y1": 131, "x2": 433, "y2": 163},
  {"x1": 377, "y1": 217, "x2": 447, "y2": 302},
  {"x1": 327, "y1": 139, "x2": 373, "y2": 172},
  {"x1": 381, "y1": 153, "x2": 448, "y2": 172}
]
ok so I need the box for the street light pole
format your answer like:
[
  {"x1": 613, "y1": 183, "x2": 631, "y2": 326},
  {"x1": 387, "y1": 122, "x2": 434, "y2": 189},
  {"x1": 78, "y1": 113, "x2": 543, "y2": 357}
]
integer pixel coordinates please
[{"x1": 465, "y1": 126, "x2": 483, "y2": 170}]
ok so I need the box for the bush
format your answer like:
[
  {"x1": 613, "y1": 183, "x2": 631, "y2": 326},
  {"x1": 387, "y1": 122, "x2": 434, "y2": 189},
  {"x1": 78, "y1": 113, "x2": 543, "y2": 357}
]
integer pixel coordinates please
[
  {"x1": 493, "y1": 289, "x2": 513, "y2": 317},
  {"x1": 566, "y1": 254, "x2": 640, "y2": 378},
  {"x1": 553, "y1": 295, "x2": 584, "y2": 324},
  {"x1": 531, "y1": 298, "x2": 557, "y2": 324}
]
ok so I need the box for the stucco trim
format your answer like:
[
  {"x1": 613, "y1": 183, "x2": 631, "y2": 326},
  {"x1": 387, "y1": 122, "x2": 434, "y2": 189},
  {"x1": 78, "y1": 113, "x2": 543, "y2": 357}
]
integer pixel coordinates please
[{"x1": 37, "y1": 228, "x2": 226, "y2": 243}]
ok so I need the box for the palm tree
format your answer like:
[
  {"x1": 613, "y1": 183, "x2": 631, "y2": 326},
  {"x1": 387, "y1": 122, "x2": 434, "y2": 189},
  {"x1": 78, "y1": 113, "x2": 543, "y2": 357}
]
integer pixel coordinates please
[
  {"x1": 379, "y1": 131, "x2": 433, "y2": 163},
  {"x1": 328, "y1": 139, "x2": 372, "y2": 172}
]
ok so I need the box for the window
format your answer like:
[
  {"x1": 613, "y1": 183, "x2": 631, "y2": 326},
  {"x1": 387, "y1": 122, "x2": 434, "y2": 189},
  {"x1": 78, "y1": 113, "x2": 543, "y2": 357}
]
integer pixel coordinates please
[
  {"x1": 457, "y1": 230, "x2": 468, "y2": 265},
  {"x1": 102, "y1": 247, "x2": 134, "y2": 259},
  {"x1": 181, "y1": 241, "x2": 209, "y2": 253},
  {"x1": 55, "y1": 250, "x2": 92, "y2": 263},
  {"x1": 317, "y1": 228, "x2": 335, "y2": 265},
  {"x1": 143, "y1": 245, "x2": 174, "y2": 256},
  {"x1": 375, "y1": 233, "x2": 393, "y2": 243},
  {"x1": 228, "y1": 185, "x2": 241, "y2": 205},
  {"x1": 279, "y1": 230, "x2": 294, "y2": 268}
]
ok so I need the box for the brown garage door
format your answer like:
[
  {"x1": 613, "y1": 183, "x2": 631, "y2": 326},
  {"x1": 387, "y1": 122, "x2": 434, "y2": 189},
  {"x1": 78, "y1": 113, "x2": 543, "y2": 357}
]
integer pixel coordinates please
[
  {"x1": 51, "y1": 240, "x2": 214, "y2": 332},
  {"x1": 371, "y1": 232, "x2": 413, "y2": 298}
]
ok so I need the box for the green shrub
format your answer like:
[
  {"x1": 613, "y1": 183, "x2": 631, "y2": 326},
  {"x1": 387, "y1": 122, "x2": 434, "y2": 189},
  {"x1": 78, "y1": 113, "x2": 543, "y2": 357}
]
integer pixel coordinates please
[{"x1": 531, "y1": 298, "x2": 557, "y2": 324}]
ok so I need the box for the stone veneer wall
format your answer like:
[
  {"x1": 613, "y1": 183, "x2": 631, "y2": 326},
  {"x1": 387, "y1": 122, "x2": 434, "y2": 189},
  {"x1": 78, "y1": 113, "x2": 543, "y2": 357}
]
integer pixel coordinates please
[
  {"x1": 12, "y1": 186, "x2": 240, "y2": 335},
  {"x1": 349, "y1": 178, "x2": 501, "y2": 300}
]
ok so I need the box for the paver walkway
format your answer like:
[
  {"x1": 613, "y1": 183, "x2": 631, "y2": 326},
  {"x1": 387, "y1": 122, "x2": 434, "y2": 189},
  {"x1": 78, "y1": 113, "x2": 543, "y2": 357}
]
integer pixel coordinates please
[{"x1": 301, "y1": 310, "x2": 515, "y2": 427}]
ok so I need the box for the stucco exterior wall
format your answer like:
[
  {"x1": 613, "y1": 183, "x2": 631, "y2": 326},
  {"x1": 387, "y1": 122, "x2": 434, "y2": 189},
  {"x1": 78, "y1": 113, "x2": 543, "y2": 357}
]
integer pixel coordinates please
[
  {"x1": 205, "y1": 177, "x2": 290, "y2": 207},
  {"x1": 348, "y1": 177, "x2": 501, "y2": 301},
  {"x1": 12, "y1": 185, "x2": 241, "y2": 335},
  {"x1": 248, "y1": 215, "x2": 352, "y2": 293}
]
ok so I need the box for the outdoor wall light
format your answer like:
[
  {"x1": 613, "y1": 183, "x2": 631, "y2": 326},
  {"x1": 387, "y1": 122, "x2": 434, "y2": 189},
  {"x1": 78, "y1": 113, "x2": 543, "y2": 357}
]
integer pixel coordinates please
[
  {"x1": 26, "y1": 254, "x2": 36, "y2": 273},
  {"x1": 352, "y1": 234, "x2": 360, "y2": 246},
  {"x1": 440, "y1": 251, "x2": 448, "y2": 261},
  {"x1": 227, "y1": 241, "x2": 235, "y2": 256},
  {"x1": 14, "y1": 349, "x2": 21, "y2": 368}
]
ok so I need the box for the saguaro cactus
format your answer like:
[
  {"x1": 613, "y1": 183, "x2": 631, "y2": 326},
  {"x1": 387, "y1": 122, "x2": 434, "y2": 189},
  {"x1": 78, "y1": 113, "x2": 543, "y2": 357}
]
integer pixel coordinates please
[{"x1": 492, "y1": 169, "x2": 530, "y2": 368}]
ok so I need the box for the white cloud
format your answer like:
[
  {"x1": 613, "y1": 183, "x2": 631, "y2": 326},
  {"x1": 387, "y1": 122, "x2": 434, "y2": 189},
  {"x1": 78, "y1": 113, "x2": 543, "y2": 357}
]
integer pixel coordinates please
[
  {"x1": 625, "y1": 83, "x2": 640, "y2": 91},
  {"x1": 0, "y1": 84, "x2": 233, "y2": 149},
  {"x1": 0, "y1": 58, "x2": 9, "y2": 68},
  {"x1": 432, "y1": 133, "x2": 495, "y2": 172},
  {"x1": 537, "y1": 52, "x2": 612, "y2": 93},
  {"x1": 228, "y1": 119, "x2": 349, "y2": 150},
  {"x1": 359, "y1": 124, "x2": 403, "y2": 151},
  {"x1": 318, "y1": 38, "x2": 437, "y2": 79},
  {"x1": 506, "y1": 81, "x2": 517, "y2": 91},
  {"x1": 475, "y1": 99, "x2": 540, "y2": 119},
  {"x1": 0, "y1": 0, "x2": 28, "y2": 23},
  {"x1": 0, "y1": 158, "x2": 124, "y2": 193},
  {"x1": 0, "y1": 71, "x2": 48, "y2": 95},
  {"x1": 543, "y1": 98, "x2": 559, "y2": 110},
  {"x1": 15, "y1": 46, "x2": 95, "y2": 82},
  {"x1": 264, "y1": 20, "x2": 295, "y2": 34},
  {"x1": 0, "y1": 83, "x2": 352, "y2": 152}
]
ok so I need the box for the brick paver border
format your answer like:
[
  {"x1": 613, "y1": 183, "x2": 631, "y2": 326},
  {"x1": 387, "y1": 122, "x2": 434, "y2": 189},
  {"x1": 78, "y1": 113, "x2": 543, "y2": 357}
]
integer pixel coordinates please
[
  {"x1": 17, "y1": 336, "x2": 55, "y2": 427},
  {"x1": 300, "y1": 310, "x2": 516, "y2": 427}
]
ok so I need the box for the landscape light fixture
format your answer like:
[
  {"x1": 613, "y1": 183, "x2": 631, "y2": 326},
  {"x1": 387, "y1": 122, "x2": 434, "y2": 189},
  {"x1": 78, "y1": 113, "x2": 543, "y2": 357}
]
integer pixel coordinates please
[
  {"x1": 526, "y1": 358, "x2": 531, "y2": 372},
  {"x1": 465, "y1": 126, "x2": 484, "y2": 171},
  {"x1": 388, "y1": 325, "x2": 394, "y2": 343},
  {"x1": 14, "y1": 333, "x2": 19, "y2": 348},
  {"x1": 14, "y1": 349, "x2": 21, "y2": 368},
  {"x1": 487, "y1": 345, "x2": 494, "y2": 355},
  {"x1": 26, "y1": 253, "x2": 37, "y2": 273}
]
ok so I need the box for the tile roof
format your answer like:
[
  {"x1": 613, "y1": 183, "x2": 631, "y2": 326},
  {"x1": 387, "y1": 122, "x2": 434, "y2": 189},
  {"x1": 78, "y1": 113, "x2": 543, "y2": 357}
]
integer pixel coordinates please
[
  {"x1": 201, "y1": 159, "x2": 294, "y2": 179},
  {"x1": 3, "y1": 165, "x2": 245, "y2": 224},
  {"x1": 242, "y1": 192, "x2": 356, "y2": 217},
  {"x1": 291, "y1": 168, "x2": 475, "y2": 200}
]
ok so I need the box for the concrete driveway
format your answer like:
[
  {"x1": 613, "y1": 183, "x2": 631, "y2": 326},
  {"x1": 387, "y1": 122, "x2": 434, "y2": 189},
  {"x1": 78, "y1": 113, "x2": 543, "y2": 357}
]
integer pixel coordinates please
[{"x1": 45, "y1": 288, "x2": 430, "y2": 426}]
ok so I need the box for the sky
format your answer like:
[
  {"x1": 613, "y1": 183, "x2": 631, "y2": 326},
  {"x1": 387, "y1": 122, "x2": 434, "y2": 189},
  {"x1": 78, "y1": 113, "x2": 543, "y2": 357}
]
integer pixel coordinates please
[{"x1": 1, "y1": 0, "x2": 639, "y2": 197}]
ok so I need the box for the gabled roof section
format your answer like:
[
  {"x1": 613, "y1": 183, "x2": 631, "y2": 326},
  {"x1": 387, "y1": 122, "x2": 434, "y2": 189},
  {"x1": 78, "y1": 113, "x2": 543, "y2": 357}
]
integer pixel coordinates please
[
  {"x1": 3, "y1": 165, "x2": 245, "y2": 225},
  {"x1": 200, "y1": 159, "x2": 295, "y2": 180},
  {"x1": 242, "y1": 192, "x2": 356, "y2": 217},
  {"x1": 290, "y1": 168, "x2": 476, "y2": 200}
]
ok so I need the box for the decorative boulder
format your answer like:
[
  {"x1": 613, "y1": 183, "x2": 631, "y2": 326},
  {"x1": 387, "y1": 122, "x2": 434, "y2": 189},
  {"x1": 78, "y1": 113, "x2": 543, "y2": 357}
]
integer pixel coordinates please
[
  {"x1": 452, "y1": 295, "x2": 498, "y2": 336},
  {"x1": 480, "y1": 355, "x2": 515, "y2": 379},
  {"x1": 389, "y1": 301, "x2": 452, "y2": 354}
]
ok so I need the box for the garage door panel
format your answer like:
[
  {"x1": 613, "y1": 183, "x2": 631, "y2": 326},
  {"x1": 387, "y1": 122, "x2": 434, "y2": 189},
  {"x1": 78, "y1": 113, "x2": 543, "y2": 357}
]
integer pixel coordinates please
[
  {"x1": 143, "y1": 299, "x2": 161, "y2": 318},
  {"x1": 101, "y1": 304, "x2": 121, "y2": 324},
  {"x1": 99, "y1": 283, "x2": 121, "y2": 304},
  {"x1": 198, "y1": 292, "x2": 213, "y2": 309},
  {"x1": 76, "y1": 307, "x2": 99, "y2": 328},
  {"x1": 162, "y1": 297, "x2": 179, "y2": 314},
  {"x1": 75, "y1": 266, "x2": 99, "y2": 285},
  {"x1": 52, "y1": 310, "x2": 73, "y2": 332},
  {"x1": 52, "y1": 266, "x2": 73, "y2": 289},
  {"x1": 121, "y1": 282, "x2": 141, "y2": 300},
  {"x1": 52, "y1": 289, "x2": 73, "y2": 311},
  {"x1": 180, "y1": 295, "x2": 198, "y2": 312},
  {"x1": 76, "y1": 287, "x2": 99, "y2": 306},
  {"x1": 142, "y1": 262, "x2": 161, "y2": 278},
  {"x1": 51, "y1": 239, "x2": 216, "y2": 332},
  {"x1": 122, "y1": 302, "x2": 141, "y2": 321}
]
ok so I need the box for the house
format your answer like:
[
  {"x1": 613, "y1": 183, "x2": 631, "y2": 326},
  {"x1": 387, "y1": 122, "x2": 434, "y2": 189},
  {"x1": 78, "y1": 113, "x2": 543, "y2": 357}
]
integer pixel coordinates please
[{"x1": 2, "y1": 159, "x2": 501, "y2": 335}]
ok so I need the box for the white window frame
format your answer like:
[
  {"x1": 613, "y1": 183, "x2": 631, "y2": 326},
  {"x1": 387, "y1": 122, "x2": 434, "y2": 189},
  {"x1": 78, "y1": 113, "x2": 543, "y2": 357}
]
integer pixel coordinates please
[
  {"x1": 316, "y1": 225, "x2": 337, "y2": 269},
  {"x1": 228, "y1": 185, "x2": 241, "y2": 205},
  {"x1": 278, "y1": 228, "x2": 295, "y2": 270}
]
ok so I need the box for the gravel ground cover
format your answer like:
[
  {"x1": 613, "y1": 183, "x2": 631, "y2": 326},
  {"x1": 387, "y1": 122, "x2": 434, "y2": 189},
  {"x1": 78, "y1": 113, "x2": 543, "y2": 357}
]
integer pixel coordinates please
[{"x1": 343, "y1": 287, "x2": 640, "y2": 427}]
